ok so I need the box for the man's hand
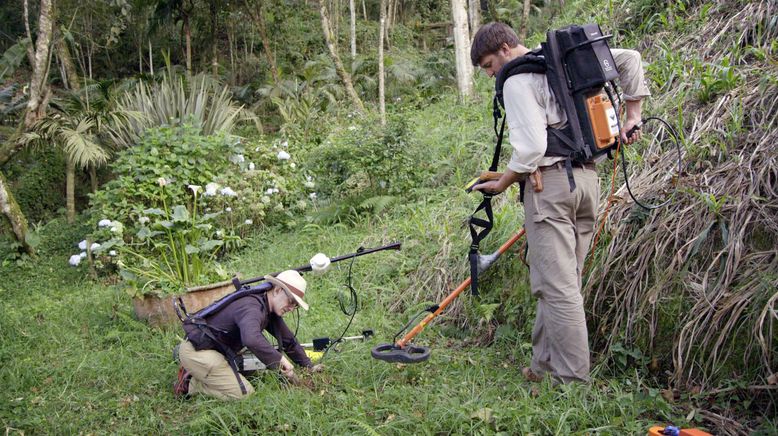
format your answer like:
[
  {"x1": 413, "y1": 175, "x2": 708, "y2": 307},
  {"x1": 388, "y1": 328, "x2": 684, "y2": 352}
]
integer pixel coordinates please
[
  {"x1": 471, "y1": 180, "x2": 505, "y2": 194},
  {"x1": 622, "y1": 99, "x2": 643, "y2": 145},
  {"x1": 308, "y1": 364, "x2": 324, "y2": 373},
  {"x1": 279, "y1": 356, "x2": 294, "y2": 374},
  {"x1": 621, "y1": 118, "x2": 642, "y2": 145}
]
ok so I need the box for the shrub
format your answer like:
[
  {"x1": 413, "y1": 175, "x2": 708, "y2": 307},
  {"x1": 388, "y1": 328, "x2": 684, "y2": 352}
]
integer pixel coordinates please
[
  {"x1": 302, "y1": 115, "x2": 427, "y2": 222},
  {"x1": 110, "y1": 69, "x2": 256, "y2": 149},
  {"x1": 4, "y1": 148, "x2": 68, "y2": 223},
  {"x1": 306, "y1": 115, "x2": 424, "y2": 197},
  {"x1": 85, "y1": 123, "x2": 313, "y2": 294}
]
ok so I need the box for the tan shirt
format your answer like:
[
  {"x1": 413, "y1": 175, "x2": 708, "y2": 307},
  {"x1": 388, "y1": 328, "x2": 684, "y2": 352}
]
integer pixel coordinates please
[{"x1": 504, "y1": 48, "x2": 652, "y2": 174}]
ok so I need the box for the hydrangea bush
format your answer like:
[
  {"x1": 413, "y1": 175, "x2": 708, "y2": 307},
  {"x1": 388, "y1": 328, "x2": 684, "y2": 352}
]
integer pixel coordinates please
[{"x1": 83, "y1": 123, "x2": 315, "y2": 296}]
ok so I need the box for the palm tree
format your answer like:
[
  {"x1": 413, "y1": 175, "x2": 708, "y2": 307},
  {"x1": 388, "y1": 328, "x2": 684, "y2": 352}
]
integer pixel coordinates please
[{"x1": 19, "y1": 82, "x2": 132, "y2": 223}]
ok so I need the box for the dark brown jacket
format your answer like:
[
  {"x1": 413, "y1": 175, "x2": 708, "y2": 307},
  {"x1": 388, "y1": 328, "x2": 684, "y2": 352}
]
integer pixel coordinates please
[{"x1": 183, "y1": 293, "x2": 311, "y2": 369}]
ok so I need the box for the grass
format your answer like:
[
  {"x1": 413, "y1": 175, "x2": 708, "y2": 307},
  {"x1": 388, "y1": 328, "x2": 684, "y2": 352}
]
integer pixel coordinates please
[
  {"x1": 3, "y1": 0, "x2": 778, "y2": 430},
  {"x1": 1, "y1": 214, "x2": 697, "y2": 435}
]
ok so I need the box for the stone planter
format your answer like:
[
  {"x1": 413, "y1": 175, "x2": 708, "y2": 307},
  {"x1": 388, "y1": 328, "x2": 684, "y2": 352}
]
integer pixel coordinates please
[{"x1": 132, "y1": 277, "x2": 238, "y2": 326}]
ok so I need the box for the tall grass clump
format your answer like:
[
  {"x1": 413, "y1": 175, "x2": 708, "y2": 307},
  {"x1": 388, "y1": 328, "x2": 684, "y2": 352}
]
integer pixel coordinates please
[
  {"x1": 109, "y1": 66, "x2": 256, "y2": 148},
  {"x1": 583, "y1": 0, "x2": 777, "y2": 404}
]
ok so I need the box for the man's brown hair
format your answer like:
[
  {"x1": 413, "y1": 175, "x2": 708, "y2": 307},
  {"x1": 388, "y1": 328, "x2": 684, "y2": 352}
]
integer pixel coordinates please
[{"x1": 470, "y1": 22, "x2": 520, "y2": 66}]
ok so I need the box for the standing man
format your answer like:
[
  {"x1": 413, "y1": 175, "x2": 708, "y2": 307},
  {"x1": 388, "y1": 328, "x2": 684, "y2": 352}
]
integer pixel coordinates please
[
  {"x1": 174, "y1": 270, "x2": 322, "y2": 399},
  {"x1": 470, "y1": 22, "x2": 650, "y2": 384}
]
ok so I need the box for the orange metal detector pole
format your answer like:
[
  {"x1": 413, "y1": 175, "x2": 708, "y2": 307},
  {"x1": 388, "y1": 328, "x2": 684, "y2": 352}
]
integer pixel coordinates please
[
  {"x1": 371, "y1": 229, "x2": 526, "y2": 363},
  {"x1": 397, "y1": 229, "x2": 525, "y2": 347}
]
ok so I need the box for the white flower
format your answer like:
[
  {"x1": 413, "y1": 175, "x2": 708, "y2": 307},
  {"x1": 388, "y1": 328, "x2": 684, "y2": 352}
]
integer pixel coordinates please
[
  {"x1": 255, "y1": 146, "x2": 260, "y2": 152},
  {"x1": 205, "y1": 182, "x2": 219, "y2": 196},
  {"x1": 248, "y1": 162, "x2": 255, "y2": 171},
  {"x1": 188, "y1": 185, "x2": 201, "y2": 195},
  {"x1": 244, "y1": 219, "x2": 253, "y2": 225},
  {"x1": 309, "y1": 192, "x2": 317, "y2": 200},
  {"x1": 69, "y1": 255, "x2": 82, "y2": 266},
  {"x1": 139, "y1": 216, "x2": 150, "y2": 225},
  {"x1": 306, "y1": 175, "x2": 313, "y2": 182},
  {"x1": 90, "y1": 242, "x2": 101, "y2": 251},
  {"x1": 109, "y1": 250, "x2": 117, "y2": 256},
  {"x1": 216, "y1": 230, "x2": 224, "y2": 238},
  {"x1": 98, "y1": 219, "x2": 113, "y2": 227},
  {"x1": 157, "y1": 177, "x2": 168, "y2": 187},
  {"x1": 304, "y1": 181, "x2": 315, "y2": 189},
  {"x1": 266, "y1": 188, "x2": 274, "y2": 195},
  {"x1": 230, "y1": 154, "x2": 245, "y2": 164},
  {"x1": 272, "y1": 188, "x2": 279, "y2": 194},
  {"x1": 220, "y1": 187, "x2": 238, "y2": 197},
  {"x1": 290, "y1": 162, "x2": 296, "y2": 169},
  {"x1": 277, "y1": 150, "x2": 291, "y2": 161},
  {"x1": 348, "y1": 125, "x2": 357, "y2": 131},
  {"x1": 225, "y1": 207, "x2": 232, "y2": 212},
  {"x1": 79, "y1": 252, "x2": 87, "y2": 259},
  {"x1": 78, "y1": 240, "x2": 87, "y2": 250},
  {"x1": 281, "y1": 140, "x2": 288, "y2": 148}
]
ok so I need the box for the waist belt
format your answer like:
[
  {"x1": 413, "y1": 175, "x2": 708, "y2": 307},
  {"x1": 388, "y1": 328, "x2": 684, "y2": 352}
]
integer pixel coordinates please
[{"x1": 538, "y1": 161, "x2": 596, "y2": 172}]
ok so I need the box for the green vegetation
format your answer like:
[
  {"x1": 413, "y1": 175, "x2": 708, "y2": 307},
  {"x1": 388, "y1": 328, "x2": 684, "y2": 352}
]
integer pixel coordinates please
[{"x1": 2, "y1": 0, "x2": 777, "y2": 432}]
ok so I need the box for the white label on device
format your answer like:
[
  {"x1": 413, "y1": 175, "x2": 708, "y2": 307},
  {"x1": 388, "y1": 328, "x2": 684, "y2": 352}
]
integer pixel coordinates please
[{"x1": 607, "y1": 107, "x2": 619, "y2": 135}]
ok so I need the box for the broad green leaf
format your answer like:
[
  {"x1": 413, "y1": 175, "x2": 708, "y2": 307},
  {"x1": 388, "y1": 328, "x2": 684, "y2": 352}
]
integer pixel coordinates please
[
  {"x1": 143, "y1": 208, "x2": 165, "y2": 216},
  {"x1": 200, "y1": 240, "x2": 223, "y2": 251},
  {"x1": 136, "y1": 226, "x2": 152, "y2": 239},
  {"x1": 172, "y1": 205, "x2": 190, "y2": 222},
  {"x1": 184, "y1": 244, "x2": 200, "y2": 254}
]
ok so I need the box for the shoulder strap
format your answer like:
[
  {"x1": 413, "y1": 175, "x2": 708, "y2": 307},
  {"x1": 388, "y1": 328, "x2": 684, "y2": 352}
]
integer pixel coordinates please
[{"x1": 494, "y1": 49, "x2": 546, "y2": 110}]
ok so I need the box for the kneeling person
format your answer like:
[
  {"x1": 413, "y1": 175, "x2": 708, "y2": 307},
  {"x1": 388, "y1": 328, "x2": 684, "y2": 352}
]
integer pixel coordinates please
[{"x1": 175, "y1": 270, "x2": 317, "y2": 399}]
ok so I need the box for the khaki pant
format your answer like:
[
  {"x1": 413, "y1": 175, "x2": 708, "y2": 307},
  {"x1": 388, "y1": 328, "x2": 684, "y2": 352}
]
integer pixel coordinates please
[
  {"x1": 523, "y1": 164, "x2": 599, "y2": 383},
  {"x1": 178, "y1": 340, "x2": 255, "y2": 400}
]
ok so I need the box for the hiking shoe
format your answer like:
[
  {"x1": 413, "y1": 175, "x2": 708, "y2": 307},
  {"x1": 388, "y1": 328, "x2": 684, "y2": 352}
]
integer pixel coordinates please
[
  {"x1": 522, "y1": 367, "x2": 543, "y2": 383},
  {"x1": 173, "y1": 366, "x2": 191, "y2": 398}
]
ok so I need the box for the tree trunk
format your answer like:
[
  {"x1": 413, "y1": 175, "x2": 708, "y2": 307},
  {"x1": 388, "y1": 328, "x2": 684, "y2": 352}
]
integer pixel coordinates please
[
  {"x1": 468, "y1": 0, "x2": 481, "y2": 38},
  {"x1": 23, "y1": 0, "x2": 36, "y2": 66},
  {"x1": 23, "y1": 0, "x2": 54, "y2": 129},
  {"x1": 319, "y1": 0, "x2": 365, "y2": 113},
  {"x1": 378, "y1": 0, "x2": 386, "y2": 126},
  {"x1": 148, "y1": 39, "x2": 154, "y2": 76},
  {"x1": 349, "y1": 0, "x2": 356, "y2": 59},
  {"x1": 385, "y1": 0, "x2": 393, "y2": 30},
  {"x1": 184, "y1": 15, "x2": 192, "y2": 75},
  {"x1": 451, "y1": 0, "x2": 473, "y2": 101},
  {"x1": 66, "y1": 157, "x2": 75, "y2": 224},
  {"x1": 90, "y1": 165, "x2": 97, "y2": 193},
  {"x1": 361, "y1": 0, "x2": 367, "y2": 20},
  {"x1": 520, "y1": 0, "x2": 531, "y2": 41},
  {"x1": 210, "y1": 0, "x2": 219, "y2": 76},
  {"x1": 243, "y1": 0, "x2": 279, "y2": 84},
  {"x1": 0, "y1": 171, "x2": 34, "y2": 255},
  {"x1": 57, "y1": 37, "x2": 80, "y2": 91}
]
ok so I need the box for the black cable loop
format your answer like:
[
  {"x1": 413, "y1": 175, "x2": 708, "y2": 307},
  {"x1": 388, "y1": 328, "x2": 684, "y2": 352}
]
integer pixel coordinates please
[
  {"x1": 619, "y1": 116, "x2": 683, "y2": 210},
  {"x1": 322, "y1": 246, "x2": 363, "y2": 359},
  {"x1": 605, "y1": 82, "x2": 682, "y2": 210}
]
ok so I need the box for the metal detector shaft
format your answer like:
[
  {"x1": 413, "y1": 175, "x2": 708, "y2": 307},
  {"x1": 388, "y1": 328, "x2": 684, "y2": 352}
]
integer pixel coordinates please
[
  {"x1": 237, "y1": 242, "x2": 402, "y2": 287},
  {"x1": 395, "y1": 230, "x2": 525, "y2": 348}
]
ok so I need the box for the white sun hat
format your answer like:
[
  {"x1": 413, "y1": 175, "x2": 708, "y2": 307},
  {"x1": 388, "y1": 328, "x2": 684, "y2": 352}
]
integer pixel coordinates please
[{"x1": 265, "y1": 270, "x2": 309, "y2": 311}]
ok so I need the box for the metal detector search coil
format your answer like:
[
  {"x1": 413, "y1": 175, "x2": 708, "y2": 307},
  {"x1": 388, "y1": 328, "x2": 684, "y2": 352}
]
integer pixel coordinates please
[{"x1": 371, "y1": 230, "x2": 526, "y2": 364}]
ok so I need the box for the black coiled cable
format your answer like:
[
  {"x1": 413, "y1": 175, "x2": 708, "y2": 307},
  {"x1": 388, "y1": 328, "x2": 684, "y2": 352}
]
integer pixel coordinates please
[{"x1": 321, "y1": 246, "x2": 362, "y2": 358}]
